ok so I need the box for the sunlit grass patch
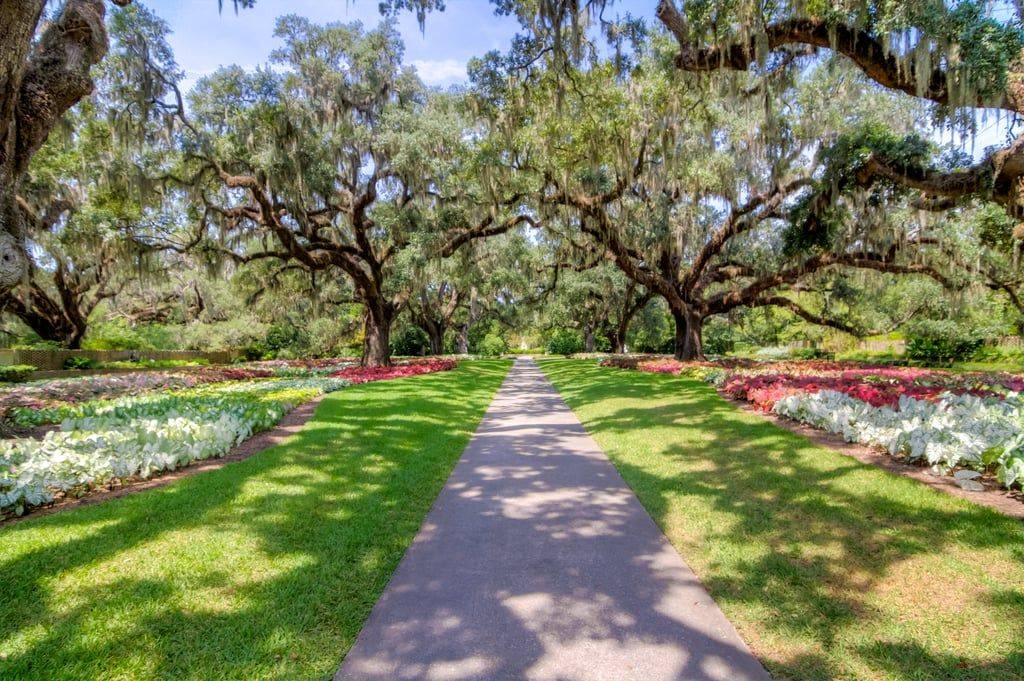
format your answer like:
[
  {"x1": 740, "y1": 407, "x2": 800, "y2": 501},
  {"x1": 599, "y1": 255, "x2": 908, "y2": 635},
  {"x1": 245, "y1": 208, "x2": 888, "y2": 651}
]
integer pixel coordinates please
[
  {"x1": 0, "y1": 360, "x2": 510, "y2": 681},
  {"x1": 540, "y1": 359, "x2": 1024, "y2": 681}
]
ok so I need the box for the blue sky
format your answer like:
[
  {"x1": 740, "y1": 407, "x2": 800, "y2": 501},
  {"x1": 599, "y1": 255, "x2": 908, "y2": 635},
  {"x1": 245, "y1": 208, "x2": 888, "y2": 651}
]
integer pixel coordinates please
[
  {"x1": 141, "y1": 0, "x2": 1011, "y2": 153},
  {"x1": 143, "y1": 0, "x2": 654, "y2": 91}
]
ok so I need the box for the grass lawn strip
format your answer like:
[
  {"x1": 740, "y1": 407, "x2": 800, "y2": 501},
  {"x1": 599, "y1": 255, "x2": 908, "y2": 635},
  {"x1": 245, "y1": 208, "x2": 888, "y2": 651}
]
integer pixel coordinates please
[
  {"x1": 0, "y1": 359, "x2": 510, "y2": 680},
  {"x1": 540, "y1": 359, "x2": 1024, "y2": 681}
]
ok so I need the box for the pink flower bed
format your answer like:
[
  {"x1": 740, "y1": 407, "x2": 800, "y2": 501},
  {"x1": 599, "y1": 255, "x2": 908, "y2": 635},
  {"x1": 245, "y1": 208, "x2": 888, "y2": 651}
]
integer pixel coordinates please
[
  {"x1": 599, "y1": 356, "x2": 753, "y2": 373},
  {"x1": 600, "y1": 355, "x2": 1024, "y2": 411},
  {"x1": 721, "y1": 372, "x2": 998, "y2": 411},
  {"x1": 330, "y1": 359, "x2": 457, "y2": 384}
]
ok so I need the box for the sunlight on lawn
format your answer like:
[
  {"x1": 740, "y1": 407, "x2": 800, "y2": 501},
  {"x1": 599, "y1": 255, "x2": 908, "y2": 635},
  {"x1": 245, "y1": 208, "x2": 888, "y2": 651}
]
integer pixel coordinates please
[
  {"x1": 541, "y1": 359, "x2": 1024, "y2": 681},
  {"x1": 0, "y1": 361, "x2": 510, "y2": 681}
]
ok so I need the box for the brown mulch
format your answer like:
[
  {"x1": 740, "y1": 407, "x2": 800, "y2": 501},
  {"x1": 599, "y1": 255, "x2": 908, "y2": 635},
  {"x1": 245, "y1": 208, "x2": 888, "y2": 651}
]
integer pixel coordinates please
[
  {"x1": 0, "y1": 396, "x2": 325, "y2": 528},
  {"x1": 728, "y1": 397, "x2": 1024, "y2": 520}
]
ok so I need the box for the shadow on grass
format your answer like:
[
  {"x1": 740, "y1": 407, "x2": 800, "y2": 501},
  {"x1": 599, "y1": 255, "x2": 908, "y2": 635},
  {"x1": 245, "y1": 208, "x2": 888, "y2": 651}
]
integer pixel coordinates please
[
  {"x1": 541, "y1": 359, "x2": 1024, "y2": 681},
  {"x1": 0, "y1": 361, "x2": 511, "y2": 680}
]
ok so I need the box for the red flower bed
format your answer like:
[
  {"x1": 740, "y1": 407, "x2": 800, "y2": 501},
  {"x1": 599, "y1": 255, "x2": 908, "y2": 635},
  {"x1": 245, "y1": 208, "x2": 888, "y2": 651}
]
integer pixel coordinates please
[
  {"x1": 330, "y1": 358, "x2": 456, "y2": 384},
  {"x1": 598, "y1": 355, "x2": 1024, "y2": 412},
  {"x1": 721, "y1": 371, "x2": 999, "y2": 411},
  {"x1": 599, "y1": 356, "x2": 753, "y2": 374}
]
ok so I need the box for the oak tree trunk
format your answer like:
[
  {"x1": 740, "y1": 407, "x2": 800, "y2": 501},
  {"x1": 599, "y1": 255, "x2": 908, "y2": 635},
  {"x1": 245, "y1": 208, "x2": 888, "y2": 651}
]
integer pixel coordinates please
[
  {"x1": 604, "y1": 327, "x2": 624, "y2": 354},
  {"x1": 583, "y1": 324, "x2": 596, "y2": 352},
  {"x1": 427, "y1": 325, "x2": 444, "y2": 355},
  {"x1": 673, "y1": 307, "x2": 704, "y2": 361},
  {"x1": 362, "y1": 305, "x2": 393, "y2": 367}
]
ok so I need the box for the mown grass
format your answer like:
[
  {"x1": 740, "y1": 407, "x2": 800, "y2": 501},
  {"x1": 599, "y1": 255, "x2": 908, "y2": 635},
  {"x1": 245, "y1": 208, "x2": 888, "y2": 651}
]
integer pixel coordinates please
[
  {"x1": 540, "y1": 359, "x2": 1024, "y2": 681},
  {"x1": 0, "y1": 360, "x2": 510, "y2": 680}
]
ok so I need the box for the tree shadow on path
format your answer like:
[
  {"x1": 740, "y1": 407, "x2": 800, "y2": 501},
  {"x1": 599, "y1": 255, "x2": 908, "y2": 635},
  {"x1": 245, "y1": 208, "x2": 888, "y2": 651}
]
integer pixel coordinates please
[
  {"x1": 0, "y1": 361, "x2": 510, "y2": 680},
  {"x1": 541, "y1": 360, "x2": 1024, "y2": 681}
]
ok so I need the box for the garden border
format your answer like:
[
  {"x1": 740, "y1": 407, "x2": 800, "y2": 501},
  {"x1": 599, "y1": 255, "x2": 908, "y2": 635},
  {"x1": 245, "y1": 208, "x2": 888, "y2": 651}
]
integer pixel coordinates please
[
  {"x1": 729, "y1": 397, "x2": 1024, "y2": 520},
  {"x1": 0, "y1": 396, "x2": 324, "y2": 527}
]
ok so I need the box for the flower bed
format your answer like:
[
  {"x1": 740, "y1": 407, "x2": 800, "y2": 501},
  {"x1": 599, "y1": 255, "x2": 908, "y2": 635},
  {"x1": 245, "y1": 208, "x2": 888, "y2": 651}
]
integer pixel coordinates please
[
  {"x1": 600, "y1": 355, "x2": 1024, "y2": 490},
  {"x1": 0, "y1": 357, "x2": 358, "y2": 415},
  {"x1": 330, "y1": 358, "x2": 457, "y2": 384},
  {"x1": 774, "y1": 390, "x2": 1024, "y2": 488},
  {"x1": 0, "y1": 377, "x2": 349, "y2": 515}
]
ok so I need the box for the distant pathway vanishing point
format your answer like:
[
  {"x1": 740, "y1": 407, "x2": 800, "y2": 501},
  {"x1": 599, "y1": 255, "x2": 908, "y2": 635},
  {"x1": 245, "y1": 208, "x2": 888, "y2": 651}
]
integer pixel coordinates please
[{"x1": 336, "y1": 357, "x2": 770, "y2": 681}]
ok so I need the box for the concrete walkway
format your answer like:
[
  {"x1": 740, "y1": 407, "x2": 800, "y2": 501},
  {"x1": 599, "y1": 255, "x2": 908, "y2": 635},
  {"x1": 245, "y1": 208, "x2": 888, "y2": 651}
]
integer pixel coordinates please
[{"x1": 335, "y1": 358, "x2": 770, "y2": 681}]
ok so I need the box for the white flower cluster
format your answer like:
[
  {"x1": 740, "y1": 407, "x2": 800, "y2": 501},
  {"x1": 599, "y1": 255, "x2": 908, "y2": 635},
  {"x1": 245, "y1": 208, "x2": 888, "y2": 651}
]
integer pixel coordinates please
[
  {"x1": 0, "y1": 378, "x2": 349, "y2": 514},
  {"x1": 774, "y1": 390, "x2": 1024, "y2": 488}
]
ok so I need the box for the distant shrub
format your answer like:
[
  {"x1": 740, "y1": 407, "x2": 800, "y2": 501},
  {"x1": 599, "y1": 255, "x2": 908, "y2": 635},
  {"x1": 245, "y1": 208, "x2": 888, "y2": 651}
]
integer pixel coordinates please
[
  {"x1": 835, "y1": 349, "x2": 904, "y2": 363},
  {"x1": 63, "y1": 357, "x2": 98, "y2": 370},
  {"x1": 0, "y1": 365, "x2": 37, "y2": 383},
  {"x1": 547, "y1": 329, "x2": 583, "y2": 356},
  {"x1": 790, "y1": 347, "x2": 833, "y2": 360},
  {"x1": 753, "y1": 345, "x2": 792, "y2": 360},
  {"x1": 702, "y1": 321, "x2": 734, "y2": 356},
  {"x1": 390, "y1": 326, "x2": 429, "y2": 356},
  {"x1": 477, "y1": 332, "x2": 508, "y2": 357},
  {"x1": 905, "y1": 320, "x2": 983, "y2": 364},
  {"x1": 970, "y1": 345, "x2": 1024, "y2": 364}
]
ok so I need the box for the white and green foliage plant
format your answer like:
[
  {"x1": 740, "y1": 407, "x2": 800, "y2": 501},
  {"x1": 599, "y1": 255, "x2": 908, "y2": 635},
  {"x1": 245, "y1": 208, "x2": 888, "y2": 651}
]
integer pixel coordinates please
[
  {"x1": 774, "y1": 389, "x2": 1024, "y2": 488},
  {"x1": 0, "y1": 378, "x2": 348, "y2": 515}
]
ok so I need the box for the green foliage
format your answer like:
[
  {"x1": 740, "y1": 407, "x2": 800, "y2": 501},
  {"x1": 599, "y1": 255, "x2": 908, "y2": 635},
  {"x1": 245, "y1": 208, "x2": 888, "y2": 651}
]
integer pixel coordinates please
[
  {"x1": 390, "y1": 326, "x2": 430, "y2": 356},
  {"x1": 786, "y1": 123, "x2": 933, "y2": 254},
  {"x1": 63, "y1": 357, "x2": 98, "y2": 370},
  {"x1": 477, "y1": 331, "x2": 509, "y2": 357},
  {"x1": 970, "y1": 344, "x2": 1024, "y2": 365},
  {"x1": 701, "y1": 319, "x2": 734, "y2": 356},
  {"x1": 905, "y1": 319, "x2": 984, "y2": 364},
  {"x1": 546, "y1": 328, "x2": 583, "y2": 356},
  {"x1": 82, "y1": 320, "x2": 150, "y2": 351},
  {"x1": 244, "y1": 323, "x2": 309, "y2": 361},
  {"x1": 0, "y1": 366, "x2": 37, "y2": 383},
  {"x1": 306, "y1": 317, "x2": 360, "y2": 358},
  {"x1": 973, "y1": 202, "x2": 1017, "y2": 254}
]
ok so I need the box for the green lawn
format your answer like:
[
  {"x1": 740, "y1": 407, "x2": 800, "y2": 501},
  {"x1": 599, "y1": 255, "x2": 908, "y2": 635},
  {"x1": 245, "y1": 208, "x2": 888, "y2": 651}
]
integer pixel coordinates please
[
  {"x1": 540, "y1": 359, "x2": 1024, "y2": 681},
  {"x1": 0, "y1": 360, "x2": 510, "y2": 680}
]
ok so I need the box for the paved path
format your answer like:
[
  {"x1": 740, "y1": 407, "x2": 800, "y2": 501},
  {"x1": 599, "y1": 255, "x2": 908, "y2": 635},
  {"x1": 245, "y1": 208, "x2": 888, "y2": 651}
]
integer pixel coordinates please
[{"x1": 335, "y1": 358, "x2": 769, "y2": 681}]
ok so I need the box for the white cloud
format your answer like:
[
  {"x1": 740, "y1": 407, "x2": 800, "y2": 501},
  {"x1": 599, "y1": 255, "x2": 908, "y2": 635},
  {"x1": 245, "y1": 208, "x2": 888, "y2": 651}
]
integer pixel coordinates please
[{"x1": 411, "y1": 59, "x2": 468, "y2": 86}]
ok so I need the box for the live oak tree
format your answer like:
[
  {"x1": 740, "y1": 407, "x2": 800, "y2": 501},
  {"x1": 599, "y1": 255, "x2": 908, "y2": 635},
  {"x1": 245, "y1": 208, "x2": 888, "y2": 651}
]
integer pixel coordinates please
[
  {"x1": 406, "y1": 254, "x2": 469, "y2": 355},
  {"x1": 497, "y1": 36, "x2": 954, "y2": 359},
  {"x1": 0, "y1": 0, "x2": 133, "y2": 301},
  {"x1": 4, "y1": 4, "x2": 180, "y2": 347},
  {"x1": 170, "y1": 19, "x2": 535, "y2": 366},
  {"x1": 655, "y1": 0, "x2": 1024, "y2": 223},
  {"x1": 544, "y1": 261, "x2": 652, "y2": 353}
]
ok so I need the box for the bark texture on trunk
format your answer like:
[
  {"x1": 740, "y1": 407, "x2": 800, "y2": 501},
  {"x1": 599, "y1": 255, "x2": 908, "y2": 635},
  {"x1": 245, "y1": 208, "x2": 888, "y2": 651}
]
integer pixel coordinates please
[
  {"x1": 606, "y1": 329, "x2": 625, "y2": 354},
  {"x1": 0, "y1": 192, "x2": 27, "y2": 293},
  {"x1": 583, "y1": 324, "x2": 596, "y2": 353},
  {"x1": 673, "y1": 307, "x2": 704, "y2": 361},
  {"x1": 362, "y1": 304, "x2": 393, "y2": 367},
  {"x1": 427, "y1": 326, "x2": 444, "y2": 355},
  {"x1": 0, "y1": 0, "x2": 110, "y2": 297}
]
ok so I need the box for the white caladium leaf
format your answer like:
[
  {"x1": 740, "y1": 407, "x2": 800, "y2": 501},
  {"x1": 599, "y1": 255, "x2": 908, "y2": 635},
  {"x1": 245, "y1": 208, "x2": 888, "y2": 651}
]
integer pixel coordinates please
[
  {"x1": 0, "y1": 378, "x2": 349, "y2": 514},
  {"x1": 774, "y1": 390, "x2": 1024, "y2": 490}
]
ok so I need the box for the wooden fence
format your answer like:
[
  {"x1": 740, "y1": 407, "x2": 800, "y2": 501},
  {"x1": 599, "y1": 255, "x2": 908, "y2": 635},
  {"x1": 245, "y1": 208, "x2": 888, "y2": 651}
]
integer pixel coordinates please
[{"x1": 0, "y1": 349, "x2": 239, "y2": 371}]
